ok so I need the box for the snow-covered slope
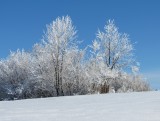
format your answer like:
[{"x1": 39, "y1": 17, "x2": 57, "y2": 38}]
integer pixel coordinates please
[{"x1": 0, "y1": 91, "x2": 160, "y2": 121}]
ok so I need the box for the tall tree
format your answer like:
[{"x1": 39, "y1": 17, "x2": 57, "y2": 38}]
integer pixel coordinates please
[{"x1": 42, "y1": 16, "x2": 77, "y2": 96}]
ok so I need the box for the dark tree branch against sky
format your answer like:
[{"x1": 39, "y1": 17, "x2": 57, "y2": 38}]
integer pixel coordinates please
[{"x1": 0, "y1": 0, "x2": 160, "y2": 89}]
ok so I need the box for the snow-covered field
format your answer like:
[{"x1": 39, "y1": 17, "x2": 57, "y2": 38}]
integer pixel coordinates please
[{"x1": 0, "y1": 91, "x2": 160, "y2": 121}]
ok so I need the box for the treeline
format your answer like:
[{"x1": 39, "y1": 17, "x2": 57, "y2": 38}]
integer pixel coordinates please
[{"x1": 0, "y1": 16, "x2": 150, "y2": 100}]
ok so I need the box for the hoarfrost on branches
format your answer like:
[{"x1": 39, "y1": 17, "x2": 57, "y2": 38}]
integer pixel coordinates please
[
  {"x1": 95, "y1": 20, "x2": 133, "y2": 70},
  {"x1": 0, "y1": 16, "x2": 150, "y2": 100}
]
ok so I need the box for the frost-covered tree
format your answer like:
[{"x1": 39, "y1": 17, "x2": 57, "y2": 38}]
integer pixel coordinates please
[
  {"x1": 62, "y1": 48, "x2": 89, "y2": 95},
  {"x1": 0, "y1": 50, "x2": 32, "y2": 99},
  {"x1": 41, "y1": 16, "x2": 78, "y2": 96},
  {"x1": 88, "y1": 20, "x2": 149, "y2": 93},
  {"x1": 23, "y1": 44, "x2": 56, "y2": 98},
  {"x1": 93, "y1": 20, "x2": 133, "y2": 70}
]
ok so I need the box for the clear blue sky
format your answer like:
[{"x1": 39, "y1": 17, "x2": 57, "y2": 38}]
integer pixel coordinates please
[{"x1": 0, "y1": 0, "x2": 160, "y2": 89}]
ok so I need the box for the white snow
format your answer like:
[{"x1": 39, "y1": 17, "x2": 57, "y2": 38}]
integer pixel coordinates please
[{"x1": 0, "y1": 91, "x2": 160, "y2": 121}]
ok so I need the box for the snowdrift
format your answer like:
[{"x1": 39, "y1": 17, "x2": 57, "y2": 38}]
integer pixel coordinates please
[{"x1": 0, "y1": 91, "x2": 160, "y2": 121}]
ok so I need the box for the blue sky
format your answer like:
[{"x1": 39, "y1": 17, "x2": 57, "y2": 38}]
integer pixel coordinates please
[{"x1": 0, "y1": 0, "x2": 160, "y2": 89}]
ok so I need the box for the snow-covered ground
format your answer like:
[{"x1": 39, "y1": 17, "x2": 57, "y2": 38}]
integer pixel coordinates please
[{"x1": 0, "y1": 91, "x2": 160, "y2": 121}]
